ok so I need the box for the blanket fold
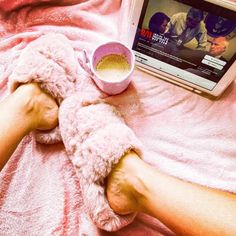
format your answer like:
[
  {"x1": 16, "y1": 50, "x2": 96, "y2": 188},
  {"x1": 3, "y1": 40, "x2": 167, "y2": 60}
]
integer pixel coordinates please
[{"x1": 0, "y1": 0, "x2": 80, "y2": 12}]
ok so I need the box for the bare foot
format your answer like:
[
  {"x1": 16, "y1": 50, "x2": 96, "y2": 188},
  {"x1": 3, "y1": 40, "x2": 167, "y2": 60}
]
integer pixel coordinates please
[
  {"x1": 15, "y1": 83, "x2": 59, "y2": 131},
  {"x1": 106, "y1": 151, "x2": 145, "y2": 215}
]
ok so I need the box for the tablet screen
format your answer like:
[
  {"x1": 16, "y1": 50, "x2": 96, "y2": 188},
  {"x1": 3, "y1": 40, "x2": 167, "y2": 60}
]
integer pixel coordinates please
[{"x1": 132, "y1": 0, "x2": 236, "y2": 90}]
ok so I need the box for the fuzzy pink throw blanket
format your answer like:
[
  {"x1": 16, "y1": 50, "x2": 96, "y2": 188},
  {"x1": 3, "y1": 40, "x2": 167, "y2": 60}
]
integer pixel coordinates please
[{"x1": 1, "y1": 1, "x2": 236, "y2": 235}]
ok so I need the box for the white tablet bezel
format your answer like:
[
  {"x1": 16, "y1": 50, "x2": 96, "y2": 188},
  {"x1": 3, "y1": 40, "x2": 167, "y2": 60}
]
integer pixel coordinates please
[{"x1": 127, "y1": 0, "x2": 236, "y2": 98}]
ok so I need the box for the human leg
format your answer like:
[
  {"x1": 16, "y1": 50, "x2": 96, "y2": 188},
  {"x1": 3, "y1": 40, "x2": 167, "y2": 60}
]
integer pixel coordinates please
[
  {"x1": 106, "y1": 152, "x2": 236, "y2": 235},
  {"x1": 0, "y1": 83, "x2": 58, "y2": 170}
]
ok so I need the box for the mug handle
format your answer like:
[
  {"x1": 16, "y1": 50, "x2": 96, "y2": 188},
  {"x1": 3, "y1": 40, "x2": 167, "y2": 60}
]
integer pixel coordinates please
[{"x1": 78, "y1": 49, "x2": 94, "y2": 77}]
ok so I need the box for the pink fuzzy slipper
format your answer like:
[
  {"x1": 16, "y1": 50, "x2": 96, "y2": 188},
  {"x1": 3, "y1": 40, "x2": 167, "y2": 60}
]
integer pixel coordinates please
[
  {"x1": 59, "y1": 93, "x2": 143, "y2": 231},
  {"x1": 8, "y1": 33, "x2": 78, "y2": 143}
]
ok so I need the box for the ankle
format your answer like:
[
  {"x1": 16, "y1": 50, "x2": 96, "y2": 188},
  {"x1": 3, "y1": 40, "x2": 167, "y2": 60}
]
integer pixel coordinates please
[
  {"x1": 106, "y1": 151, "x2": 148, "y2": 214},
  {"x1": 123, "y1": 152, "x2": 150, "y2": 211},
  {"x1": 13, "y1": 83, "x2": 58, "y2": 131},
  {"x1": 14, "y1": 84, "x2": 43, "y2": 130}
]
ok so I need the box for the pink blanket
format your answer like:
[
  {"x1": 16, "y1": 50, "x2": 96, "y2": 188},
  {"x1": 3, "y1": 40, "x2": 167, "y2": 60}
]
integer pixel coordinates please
[{"x1": 0, "y1": 1, "x2": 236, "y2": 235}]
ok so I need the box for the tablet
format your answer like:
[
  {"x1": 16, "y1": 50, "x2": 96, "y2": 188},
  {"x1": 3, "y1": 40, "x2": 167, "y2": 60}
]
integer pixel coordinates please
[{"x1": 128, "y1": 0, "x2": 236, "y2": 98}]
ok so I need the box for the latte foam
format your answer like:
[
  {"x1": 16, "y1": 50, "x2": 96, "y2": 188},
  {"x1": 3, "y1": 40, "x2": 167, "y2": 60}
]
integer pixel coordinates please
[{"x1": 95, "y1": 54, "x2": 130, "y2": 82}]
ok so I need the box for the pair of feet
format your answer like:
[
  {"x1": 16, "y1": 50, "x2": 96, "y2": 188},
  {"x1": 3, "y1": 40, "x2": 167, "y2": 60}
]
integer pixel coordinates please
[{"x1": 19, "y1": 83, "x2": 141, "y2": 216}]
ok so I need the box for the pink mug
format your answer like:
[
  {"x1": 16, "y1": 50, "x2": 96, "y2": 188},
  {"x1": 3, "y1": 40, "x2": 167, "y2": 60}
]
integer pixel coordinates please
[{"x1": 83, "y1": 41, "x2": 135, "y2": 95}]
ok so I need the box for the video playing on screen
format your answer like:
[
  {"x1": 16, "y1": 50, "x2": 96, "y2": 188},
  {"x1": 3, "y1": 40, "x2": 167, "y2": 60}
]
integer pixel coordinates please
[{"x1": 132, "y1": 0, "x2": 236, "y2": 90}]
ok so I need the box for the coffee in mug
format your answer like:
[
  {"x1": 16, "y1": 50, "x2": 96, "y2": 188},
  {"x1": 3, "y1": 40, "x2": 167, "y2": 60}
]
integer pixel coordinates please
[
  {"x1": 95, "y1": 54, "x2": 131, "y2": 82},
  {"x1": 90, "y1": 41, "x2": 135, "y2": 95}
]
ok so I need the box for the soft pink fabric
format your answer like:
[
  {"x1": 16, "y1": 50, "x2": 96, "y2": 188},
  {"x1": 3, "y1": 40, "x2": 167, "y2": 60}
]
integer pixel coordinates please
[
  {"x1": 0, "y1": 0, "x2": 236, "y2": 235},
  {"x1": 0, "y1": 0, "x2": 81, "y2": 12}
]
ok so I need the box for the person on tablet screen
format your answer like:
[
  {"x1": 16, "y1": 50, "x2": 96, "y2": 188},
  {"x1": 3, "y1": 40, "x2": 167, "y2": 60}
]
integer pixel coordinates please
[
  {"x1": 166, "y1": 7, "x2": 208, "y2": 51},
  {"x1": 173, "y1": 36, "x2": 229, "y2": 64},
  {"x1": 148, "y1": 12, "x2": 170, "y2": 35},
  {"x1": 176, "y1": 37, "x2": 229, "y2": 81},
  {"x1": 209, "y1": 36, "x2": 229, "y2": 60}
]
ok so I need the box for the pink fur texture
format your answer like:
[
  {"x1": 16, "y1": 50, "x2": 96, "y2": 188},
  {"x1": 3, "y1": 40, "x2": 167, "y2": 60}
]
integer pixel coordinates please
[
  {"x1": 8, "y1": 33, "x2": 78, "y2": 144},
  {"x1": 8, "y1": 32, "x2": 143, "y2": 231},
  {"x1": 0, "y1": 0, "x2": 79, "y2": 11},
  {"x1": 8, "y1": 33, "x2": 77, "y2": 101},
  {"x1": 60, "y1": 96, "x2": 143, "y2": 231}
]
